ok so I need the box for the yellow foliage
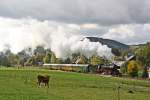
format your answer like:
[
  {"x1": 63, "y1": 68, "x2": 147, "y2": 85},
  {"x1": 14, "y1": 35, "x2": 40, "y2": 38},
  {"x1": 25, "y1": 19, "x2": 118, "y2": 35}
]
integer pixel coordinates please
[
  {"x1": 90, "y1": 55, "x2": 102, "y2": 65},
  {"x1": 127, "y1": 60, "x2": 139, "y2": 73}
]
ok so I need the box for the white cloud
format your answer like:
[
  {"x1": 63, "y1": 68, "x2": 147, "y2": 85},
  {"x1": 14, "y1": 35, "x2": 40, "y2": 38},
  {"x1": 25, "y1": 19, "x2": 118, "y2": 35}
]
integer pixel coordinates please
[{"x1": 102, "y1": 24, "x2": 150, "y2": 44}]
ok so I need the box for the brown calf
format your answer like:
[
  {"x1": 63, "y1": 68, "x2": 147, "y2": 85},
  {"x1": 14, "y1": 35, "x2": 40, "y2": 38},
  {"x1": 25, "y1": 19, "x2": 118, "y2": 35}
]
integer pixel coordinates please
[{"x1": 37, "y1": 75, "x2": 50, "y2": 88}]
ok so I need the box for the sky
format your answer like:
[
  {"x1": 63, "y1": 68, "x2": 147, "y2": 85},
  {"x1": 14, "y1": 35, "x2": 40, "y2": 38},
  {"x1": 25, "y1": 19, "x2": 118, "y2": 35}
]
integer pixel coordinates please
[{"x1": 0, "y1": 0, "x2": 150, "y2": 55}]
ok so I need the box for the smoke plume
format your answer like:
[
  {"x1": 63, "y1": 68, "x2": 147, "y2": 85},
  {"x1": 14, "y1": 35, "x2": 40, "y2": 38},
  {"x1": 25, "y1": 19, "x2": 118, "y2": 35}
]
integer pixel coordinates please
[{"x1": 0, "y1": 17, "x2": 113, "y2": 59}]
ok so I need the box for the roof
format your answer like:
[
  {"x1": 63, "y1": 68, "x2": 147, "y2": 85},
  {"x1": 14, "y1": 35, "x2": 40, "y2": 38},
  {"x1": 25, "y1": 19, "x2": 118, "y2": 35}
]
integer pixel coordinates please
[
  {"x1": 126, "y1": 55, "x2": 135, "y2": 61},
  {"x1": 43, "y1": 63, "x2": 89, "y2": 67},
  {"x1": 113, "y1": 61, "x2": 125, "y2": 67},
  {"x1": 112, "y1": 55, "x2": 135, "y2": 67}
]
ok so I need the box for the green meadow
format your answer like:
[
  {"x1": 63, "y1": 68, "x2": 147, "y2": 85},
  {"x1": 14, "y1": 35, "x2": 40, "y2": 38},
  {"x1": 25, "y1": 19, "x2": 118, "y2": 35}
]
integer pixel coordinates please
[{"x1": 0, "y1": 67, "x2": 150, "y2": 100}]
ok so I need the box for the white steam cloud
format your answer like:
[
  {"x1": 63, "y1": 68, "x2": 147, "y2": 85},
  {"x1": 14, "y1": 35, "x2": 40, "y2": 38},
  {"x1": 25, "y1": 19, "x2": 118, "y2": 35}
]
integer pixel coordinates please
[{"x1": 0, "y1": 17, "x2": 113, "y2": 59}]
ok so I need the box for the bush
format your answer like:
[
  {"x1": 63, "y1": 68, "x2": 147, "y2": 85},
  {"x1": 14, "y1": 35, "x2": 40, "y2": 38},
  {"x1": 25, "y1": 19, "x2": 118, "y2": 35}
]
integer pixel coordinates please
[{"x1": 127, "y1": 60, "x2": 139, "y2": 77}]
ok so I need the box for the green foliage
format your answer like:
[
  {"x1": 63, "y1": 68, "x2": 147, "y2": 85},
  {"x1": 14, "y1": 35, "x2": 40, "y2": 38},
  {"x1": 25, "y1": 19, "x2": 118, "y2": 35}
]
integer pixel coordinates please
[
  {"x1": 43, "y1": 53, "x2": 51, "y2": 63},
  {"x1": 0, "y1": 56, "x2": 10, "y2": 67},
  {"x1": 71, "y1": 53, "x2": 81, "y2": 63},
  {"x1": 127, "y1": 60, "x2": 139, "y2": 77},
  {"x1": 34, "y1": 45, "x2": 46, "y2": 56},
  {"x1": 0, "y1": 49, "x2": 18, "y2": 67},
  {"x1": 111, "y1": 48, "x2": 121, "y2": 56},
  {"x1": 89, "y1": 54, "x2": 104, "y2": 65},
  {"x1": 17, "y1": 50, "x2": 30, "y2": 66},
  {"x1": 142, "y1": 66, "x2": 149, "y2": 78},
  {"x1": 34, "y1": 55, "x2": 44, "y2": 63},
  {"x1": 135, "y1": 45, "x2": 150, "y2": 66},
  {"x1": 8, "y1": 53, "x2": 19, "y2": 66},
  {"x1": 120, "y1": 62, "x2": 128, "y2": 74},
  {"x1": 25, "y1": 57, "x2": 36, "y2": 66},
  {"x1": 64, "y1": 57, "x2": 71, "y2": 64},
  {"x1": 56, "y1": 58, "x2": 63, "y2": 64},
  {"x1": 77, "y1": 55, "x2": 88, "y2": 64},
  {"x1": 51, "y1": 52, "x2": 57, "y2": 64}
]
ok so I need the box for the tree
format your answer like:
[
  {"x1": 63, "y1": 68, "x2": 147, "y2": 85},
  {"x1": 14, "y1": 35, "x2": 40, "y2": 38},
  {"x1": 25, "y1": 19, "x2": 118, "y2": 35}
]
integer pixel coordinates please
[
  {"x1": 142, "y1": 66, "x2": 149, "y2": 78},
  {"x1": 7, "y1": 53, "x2": 19, "y2": 66},
  {"x1": 25, "y1": 56, "x2": 36, "y2": 66},
  {"x1": 71, "y1": 53, "x2": 80, "y2": 63},
  {"x1": 111, "y1": 48, "x2": 121, "y2": 56},
  {"x1": 34, "y1": 46, "x2": 46, "y2": 56},
  {"x1": 51, "y1": 52, "x2": 57, "y2": 64},
  {"x1": 80, "y1": 55, "x2": 88, "y2": 64},
  {"x1": 56, "y1": 58, "x2": 63, "y2": 64},
  {"x1": 33, "y1": 46, "x2": 46, "y2": 63},
  {"x1": 89, "y1": 54, "x2": 104, "y2": 65},
  {"x1": 135, "y1": 46, "x2": 150, "y2": 66},
  {"x1": 43, "y1": 53, "x2": 51, "y2": 63},
  {"x1": 120, "y1": 62, "x2": 128, "y2": 74},
  {"x1": 0, "y1": 49, "x2": 18, "y2": 67},
  {"x1": 127, "y1": 60, "x2": 139, "y2": 77},
  {"x1": 0, "y1": 53, "x2": 10, "y2": 67},
  {"x1": 64, "y1": 57, "x2": 71, "y2": 64}
]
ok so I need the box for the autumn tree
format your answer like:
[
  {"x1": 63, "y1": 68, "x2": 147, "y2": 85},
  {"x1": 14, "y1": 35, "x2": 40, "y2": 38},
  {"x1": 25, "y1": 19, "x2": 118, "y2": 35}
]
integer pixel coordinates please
[
  {"x1": 89, "y1": 54, "x2": 104, "y2": 65},
  {"x1": 71, "y1": 53, "x2": 80, "y2": 63},
  {"x1": 77, "y1": 55, "x2": 88, "y2": 64},
  {"x1": 127, "y1": 60, "x2": 139, "y2": 77}
]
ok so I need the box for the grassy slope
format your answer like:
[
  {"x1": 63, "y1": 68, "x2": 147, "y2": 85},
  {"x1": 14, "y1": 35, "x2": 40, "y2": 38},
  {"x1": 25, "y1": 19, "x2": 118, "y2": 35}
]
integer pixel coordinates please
[{"x1": 0, "y1": 67, "x2": 150, "y2": 100}]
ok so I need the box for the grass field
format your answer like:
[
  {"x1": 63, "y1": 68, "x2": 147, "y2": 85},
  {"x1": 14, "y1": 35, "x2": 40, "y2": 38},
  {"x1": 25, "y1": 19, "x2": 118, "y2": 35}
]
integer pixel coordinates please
[{"x1": 0, "y1": 67, "x2": 150, "y2": 100}]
